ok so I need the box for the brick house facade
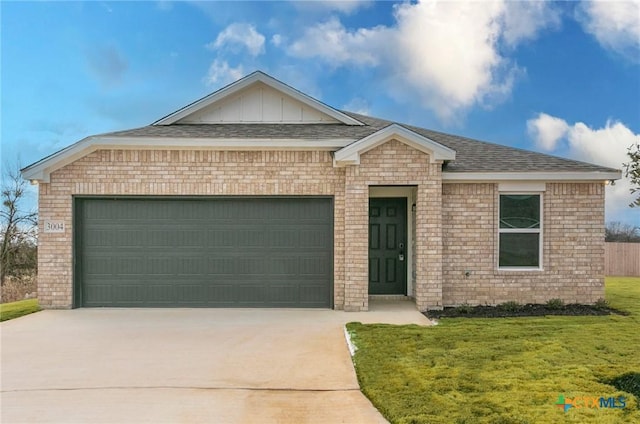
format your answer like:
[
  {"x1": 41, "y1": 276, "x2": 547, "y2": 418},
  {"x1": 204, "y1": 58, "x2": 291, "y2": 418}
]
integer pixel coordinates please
[{"x1": 23, "y1": 72, "x2": 619, "y2": 311}]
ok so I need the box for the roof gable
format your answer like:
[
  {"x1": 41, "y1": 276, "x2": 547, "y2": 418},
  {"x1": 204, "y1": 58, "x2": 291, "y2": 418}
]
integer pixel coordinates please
[
  {"x1": 333, "y1": 124, "x2": 456, "y2": 166},
  {"x1": 154, "y1": 71, "x2": 364, "y2": 126}
]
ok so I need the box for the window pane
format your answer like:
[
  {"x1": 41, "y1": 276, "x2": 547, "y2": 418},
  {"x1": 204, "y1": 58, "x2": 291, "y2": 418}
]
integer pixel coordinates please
[
  {"x1": 500, "y1": 195, "x2": 540, "y2": 229},
  {"x1": 499, "y1": 233, "x2": 540, "y2": 267}
]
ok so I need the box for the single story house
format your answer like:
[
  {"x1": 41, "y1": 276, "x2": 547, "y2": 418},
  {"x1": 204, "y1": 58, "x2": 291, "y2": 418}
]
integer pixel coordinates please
[{"x1": 22, "y1": 71, "x2": 621, "y2": 311}]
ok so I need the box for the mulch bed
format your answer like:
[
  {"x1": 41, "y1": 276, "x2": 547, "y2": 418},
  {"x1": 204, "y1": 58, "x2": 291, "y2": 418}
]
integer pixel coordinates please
[{"x1": 425, "y1": 303, "x2": 628, "y2": 319}]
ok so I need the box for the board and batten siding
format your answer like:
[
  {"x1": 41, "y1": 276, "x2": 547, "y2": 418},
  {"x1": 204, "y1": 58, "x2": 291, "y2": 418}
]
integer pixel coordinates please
[{"x1": 178, "y1": 82, "x2": 340, "y2": 124}]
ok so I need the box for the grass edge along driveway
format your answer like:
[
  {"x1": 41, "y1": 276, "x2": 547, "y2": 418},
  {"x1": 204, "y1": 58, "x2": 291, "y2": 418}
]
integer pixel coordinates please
[
  {"x1": 347, "y1": 277, "x2": 640, "y2": 424},
  {"x1": 0, "y1": 299, "x2": 41, "y2": 322}
]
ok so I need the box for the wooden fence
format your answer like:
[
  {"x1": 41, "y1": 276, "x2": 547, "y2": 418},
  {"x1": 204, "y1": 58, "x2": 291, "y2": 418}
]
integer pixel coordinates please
[{"x1": 605, "y1": 242, "x2": 640, "y2": 277}]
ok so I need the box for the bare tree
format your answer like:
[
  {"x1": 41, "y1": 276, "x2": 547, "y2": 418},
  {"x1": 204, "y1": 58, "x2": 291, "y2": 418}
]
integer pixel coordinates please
[
  {"x1": 605, "y1": 221, "x2": 640, "y2": 243},
  {"x1": 1, "y1": 164, "x2": 38, "y2": 286}
]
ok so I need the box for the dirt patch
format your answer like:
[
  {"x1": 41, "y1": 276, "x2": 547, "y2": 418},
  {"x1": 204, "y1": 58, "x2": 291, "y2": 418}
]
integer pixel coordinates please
[
  {"x1": 1, "y1": 274, "x2": 37, "y2": 303},
  {"x1": 425, "y1": 303, "x2": 628, "y2": 319}
]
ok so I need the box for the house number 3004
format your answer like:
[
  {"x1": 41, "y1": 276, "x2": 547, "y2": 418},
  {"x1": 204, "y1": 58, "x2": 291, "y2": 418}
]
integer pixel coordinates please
[{"x1": 44, "y1": 221, "x2": 65, "y2": 233}]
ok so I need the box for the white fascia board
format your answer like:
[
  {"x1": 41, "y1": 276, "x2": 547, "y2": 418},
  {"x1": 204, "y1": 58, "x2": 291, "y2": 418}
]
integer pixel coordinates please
[
  {"x1": 21, "y1": 136, "x2": 94, "y2": 183},
  {"x1": 333, "y1": 124, "x2": 456, "y2": 167},
  {"x1": 21, "y1": 135, "x2": 357, "y2": 183},
  {"x1": 96, "y1": 136, "x2": 354, "y2": 148},
  {"x1": 442, "y1": 171, "x2": 622, "y2": 182},
  {"x1": 153, "y1": 71, "x2": 364, "y2": 126}
]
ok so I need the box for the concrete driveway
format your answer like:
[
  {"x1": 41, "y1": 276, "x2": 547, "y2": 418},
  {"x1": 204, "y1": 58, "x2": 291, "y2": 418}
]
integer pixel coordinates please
[{"x1": 1, "y1": 302, "x2": 430, "y2": 423}]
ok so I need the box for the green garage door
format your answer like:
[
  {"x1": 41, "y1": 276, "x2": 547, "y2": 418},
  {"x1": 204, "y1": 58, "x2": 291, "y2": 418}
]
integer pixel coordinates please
[{"x1": 75, "y1": 197, "x2": 333, "y2": 308}]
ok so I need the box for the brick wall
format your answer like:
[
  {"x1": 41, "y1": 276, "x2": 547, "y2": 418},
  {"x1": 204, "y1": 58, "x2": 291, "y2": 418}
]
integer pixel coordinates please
[
  {"x1": 37, "y1": 149, "x2": 346, "y2": 308},
  {"x1": 36, "y1": 145, "x2": 606, "y2": 310},
  {"x1": 442, "y1": 182, "x2": 605, "y2": 306},
  {"x1": 343, "y1": 139, "x2": 443, "y2": 311}
]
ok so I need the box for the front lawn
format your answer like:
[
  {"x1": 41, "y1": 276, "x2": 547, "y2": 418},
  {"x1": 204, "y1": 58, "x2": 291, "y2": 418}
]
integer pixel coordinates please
[
  {"x1": 347, "y1": 277, "x2": 640, "y2": 424},
  {"x1": 0, "y1": 298, "x2": 41, "y2": 322}
]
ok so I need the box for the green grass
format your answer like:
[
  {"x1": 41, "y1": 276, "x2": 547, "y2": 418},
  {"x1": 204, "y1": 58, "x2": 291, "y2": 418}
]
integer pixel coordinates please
[
  {"x1": 0, "y1": 298, "x2": 41, "y2": 322},
  {"x1": 347, "y1": 277, "x2": 640, "y2": 424}
]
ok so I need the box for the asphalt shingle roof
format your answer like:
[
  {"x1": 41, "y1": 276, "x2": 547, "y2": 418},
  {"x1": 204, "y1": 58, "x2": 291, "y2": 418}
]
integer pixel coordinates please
[
  {"x1": 98, "y1": 111, "x2": 618, "y2": 174},
  {"x1": 102, "y1": 122, "x2": 378, "y2": 140}
]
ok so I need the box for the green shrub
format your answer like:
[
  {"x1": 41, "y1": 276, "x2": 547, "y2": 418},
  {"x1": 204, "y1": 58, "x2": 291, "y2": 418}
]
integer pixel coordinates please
[
  {"x1": 594, "y1": 298, "x2": 609, "y2": 309},
  {"x1": 545, "y1": 298, "x2": 565, "y2": 310},
  {"x1": 498, "y1": 301, "x2": 520, "y2": 312},
  {"x1": 455, "y1": 303, "x2": 474, "y2": 314}
]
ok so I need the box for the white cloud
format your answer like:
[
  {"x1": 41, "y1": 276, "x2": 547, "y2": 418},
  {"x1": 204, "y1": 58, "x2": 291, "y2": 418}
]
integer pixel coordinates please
[
  {"x1": 292, "y1": 1, "x2": 373, "y2": 15},
  {"x1": 324, "y1": 0, "x2": 372, "y2": 14},
  {"x1": 208, "y1": 23, "x2": 265, "y2": 57},
  {"x1": 285, "y1": 0, "x2": 559, "y2": 121},
  {"x1": 566, "y1": 120, "x2": 637, "y2": 171},
  {"x1": 502, "y1": 1, "x2": 562, "y2": 47},
  {"x1": 271, "y1": 34, "x2": 283, "y2": 47},
  {"x1": 288, "y1": 17, "x2": 385, "y2": 67},
  {"x1": 527, "y1": 113, "x2": 639, "y2": 219},
  {"x1": 577, "y1": 0, "x2": 640, "y2": 62},
  {"x1": 527, "y1": 113, "x2": 570, "y2": 151},
  {"x1": 204, "y1": 60, "x2": 244, "y2": 87},
  {"x1": 567, "y1": 120, "x2": 639, "y2": 218}
]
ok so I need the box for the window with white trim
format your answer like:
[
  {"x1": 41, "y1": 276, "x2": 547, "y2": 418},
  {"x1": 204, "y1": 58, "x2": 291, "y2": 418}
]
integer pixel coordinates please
[{"x1": 498, "y1": 194, "x2": 542, "y2": 269}]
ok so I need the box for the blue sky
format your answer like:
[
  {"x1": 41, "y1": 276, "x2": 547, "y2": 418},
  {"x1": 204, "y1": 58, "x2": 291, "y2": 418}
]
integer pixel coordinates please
[{"x1": 2, "y1": 1, "x2": 639, "y2": 225}]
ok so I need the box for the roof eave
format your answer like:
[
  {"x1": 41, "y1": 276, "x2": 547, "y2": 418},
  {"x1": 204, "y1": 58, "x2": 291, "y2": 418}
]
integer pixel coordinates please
[
  {"x1": 20, "y1": 135, "x2": 359, "y2": 183},
  {"x1": 441, "y1": 171, "x2": 622, "y2": 182}
]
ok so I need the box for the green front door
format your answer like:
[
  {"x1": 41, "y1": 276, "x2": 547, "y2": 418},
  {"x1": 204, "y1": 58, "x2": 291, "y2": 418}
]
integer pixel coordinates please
[{"x1": 368, "y1": 198, "x2": 407, "y2": 295}]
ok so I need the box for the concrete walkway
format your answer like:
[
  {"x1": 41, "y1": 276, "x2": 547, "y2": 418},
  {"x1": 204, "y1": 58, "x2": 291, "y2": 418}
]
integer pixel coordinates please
[{"x1": 1, "y1": 302, "x2": 430, "y2": 423}]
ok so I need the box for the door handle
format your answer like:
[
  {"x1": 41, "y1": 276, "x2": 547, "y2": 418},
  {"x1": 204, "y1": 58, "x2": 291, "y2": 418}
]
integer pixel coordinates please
[{"x1": 399, "y1": 253, "x2": 405, "y2": 261}]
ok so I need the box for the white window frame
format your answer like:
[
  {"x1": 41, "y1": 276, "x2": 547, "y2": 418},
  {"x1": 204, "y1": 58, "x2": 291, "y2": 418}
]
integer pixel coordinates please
[{"x1": 498, "y1": 192, "x2": 543, "y2": 271}]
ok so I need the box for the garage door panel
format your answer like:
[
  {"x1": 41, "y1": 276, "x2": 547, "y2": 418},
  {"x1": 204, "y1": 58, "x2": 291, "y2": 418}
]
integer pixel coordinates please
[
  {"x1": 209, "y1": 230, "x2": 235, "y2": 247},
  {"x1": 299, "y1": 285, "x2": 329, "y2": 304},
  {"x1": 145, "y1": 286, "x2": 179, "y2": 305},
  {"x1": 298, "y1": 229, "x2": 330, "y2": 248},
  {"x1": 206, "y1": 284, "x2": 236, "y2": 300},
  {"x1": 269, "y1": 229, "x2": 299, "y2": 247},
  {"x1": 236, "y1": 229, "x2": 266, "y2": 248},
  {"x1": 299, "y1": 256, "x2": 330, "y2": 276},
  {"x1": 85, "y1": 230, "x2": 120, "y2": 247},
  {"x1": 177, "y1": 285, "x2": 206, "y2": 303},
  {"x1": 206, "y1": 258, "x2": 235, "y2": 275},
  {"x1": 83, "y1": 284, "x2": 111, "y2": 306},
  {"x1": 77, "y1": 198, "x2": 332, "y2": 307},
  {"x1": 268, "y1": 257, "x2": 298, "y2": 275},
  {"x1": 170, "y1": 256, "x2": 204, "y2": 274},
  {"x1": 113, "y1": 284, "x2": 147, "y2": 304},
  {"x1": 84, "y1": 257, "x2": 114, "y2": 275},
  {"x1": 175, "y1": 230, "x2": 208, "y2": 247},
  {"x1": 236, "y1": 285, "x2": 266, "y2": 303},
  {"x1": 269, "y1": 285, "x2": 298, "y2": 304},
  {"x1": 146, "y1": 257, "x2": 175, "y2": 275}
]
